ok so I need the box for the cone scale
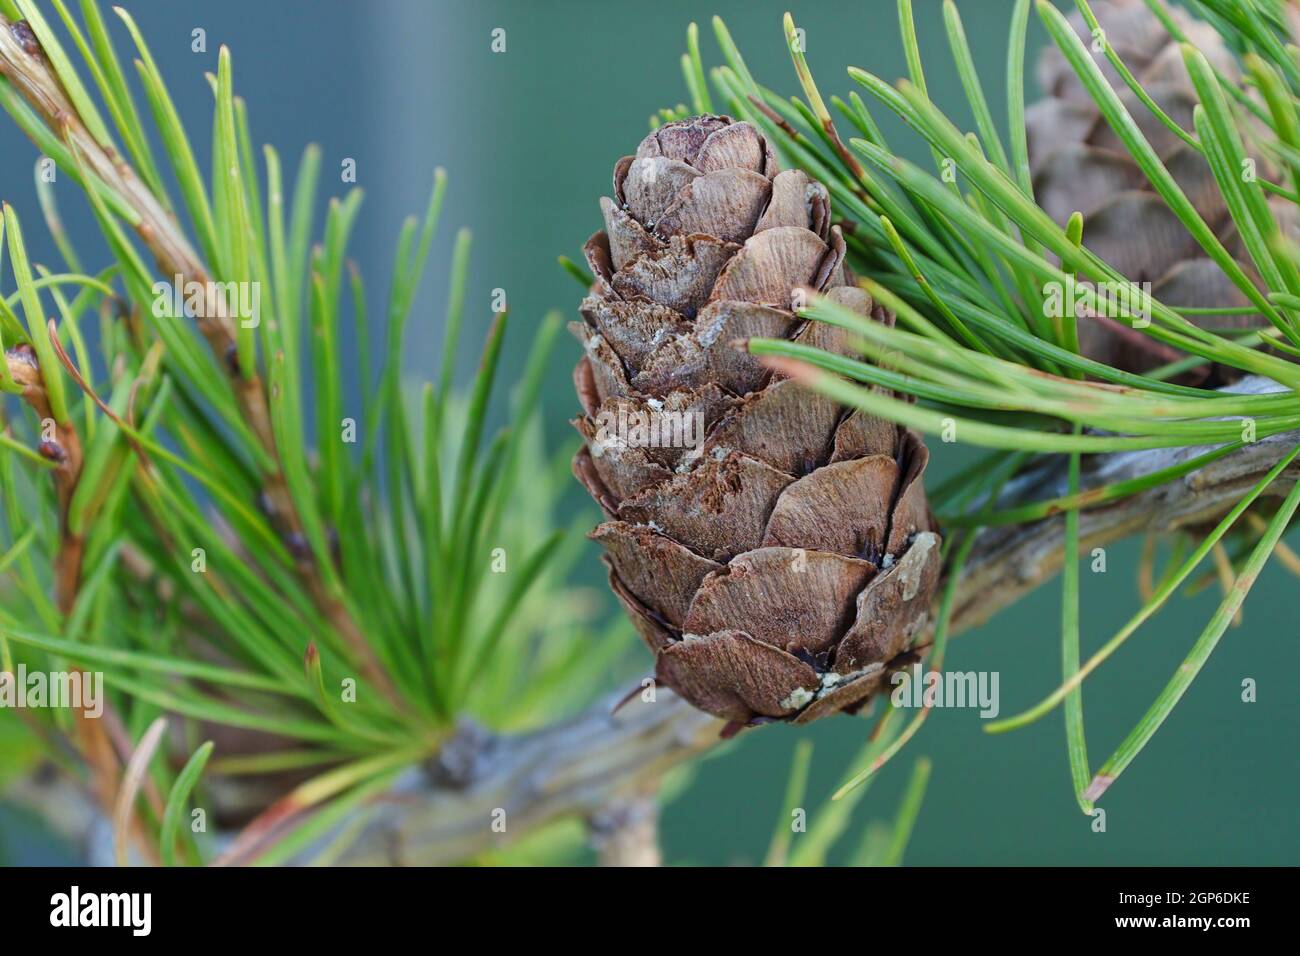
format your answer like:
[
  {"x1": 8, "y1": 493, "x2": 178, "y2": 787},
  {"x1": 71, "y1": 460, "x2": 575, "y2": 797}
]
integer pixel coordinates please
[{"x1": 571, "y1": 115, "x2": 942, "y2": 729}]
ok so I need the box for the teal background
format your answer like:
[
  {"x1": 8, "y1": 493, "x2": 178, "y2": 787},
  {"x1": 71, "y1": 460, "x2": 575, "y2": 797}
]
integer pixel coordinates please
[{"x1": 1, "y1": 0, "x2": 1296, "y2": 865}]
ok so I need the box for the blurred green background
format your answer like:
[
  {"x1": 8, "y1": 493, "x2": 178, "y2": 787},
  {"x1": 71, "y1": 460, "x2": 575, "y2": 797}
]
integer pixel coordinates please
[{"x1": 1, "y1": 0, "x2": 1295, "y2": 865}]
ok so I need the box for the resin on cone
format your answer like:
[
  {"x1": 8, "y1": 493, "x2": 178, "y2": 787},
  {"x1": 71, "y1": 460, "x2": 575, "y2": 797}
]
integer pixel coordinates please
[{"x1": 571, "y1": 114, "x2": 942, "y2": 728}]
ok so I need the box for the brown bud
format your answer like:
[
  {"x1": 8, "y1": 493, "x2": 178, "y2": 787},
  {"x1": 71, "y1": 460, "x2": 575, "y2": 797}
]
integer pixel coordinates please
[
  {"x1": 5, "y1": 343, "x2": 38, "y2": 368},
  {"x1": 285, "y1": 532, "x2": 312, "y2": 564},
  {"x1": 11, "y1": 20, "x2": 41, "y2": 58}
]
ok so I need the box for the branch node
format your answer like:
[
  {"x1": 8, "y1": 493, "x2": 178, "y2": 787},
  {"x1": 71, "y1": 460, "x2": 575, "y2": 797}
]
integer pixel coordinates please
[{"x1": 427, "y1": 719, "x2": 496, "y2": 789}]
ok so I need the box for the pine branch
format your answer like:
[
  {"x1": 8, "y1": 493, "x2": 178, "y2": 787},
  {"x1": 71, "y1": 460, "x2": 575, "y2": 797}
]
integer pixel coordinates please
[
  {"x1": 1, "y1": 5, "x2": 614, "y2": 861},
  {"x1": 11, "y1": 377, "x2": 1295, "y2": 864},
  {"x1": 330, "y1": 384, "x2": 1296, "y2": 864},
  {"x1": 953, "y1": 376, "x2": 1300, "y2": 630},
  {"x1": 3, "y1": 244, "x2": 121, "y2": 814},
  {"x1": 0, "y1": 14, "x2": 401, "y2": 708},
  {"x1": 3, "y1": 344, "x2": 81, "y2": 610}
]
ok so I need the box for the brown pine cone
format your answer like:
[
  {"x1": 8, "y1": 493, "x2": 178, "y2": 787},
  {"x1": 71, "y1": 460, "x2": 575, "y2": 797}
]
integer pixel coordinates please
[
  {"x1": 1027, "y1": 0, "x2": 1288, "y2": 378},
  {"x1": 571, "y1": 115, "x2": 942, "y2": 729}
]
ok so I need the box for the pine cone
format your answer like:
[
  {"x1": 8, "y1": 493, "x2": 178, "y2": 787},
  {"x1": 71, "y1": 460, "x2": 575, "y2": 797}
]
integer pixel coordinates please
[
  {"x1": 572, "y1": 115, "x2": 942, "y2": 728},
  {"x1": 1027, "y1": 0, "x2": 1285, "y2": 377}
]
